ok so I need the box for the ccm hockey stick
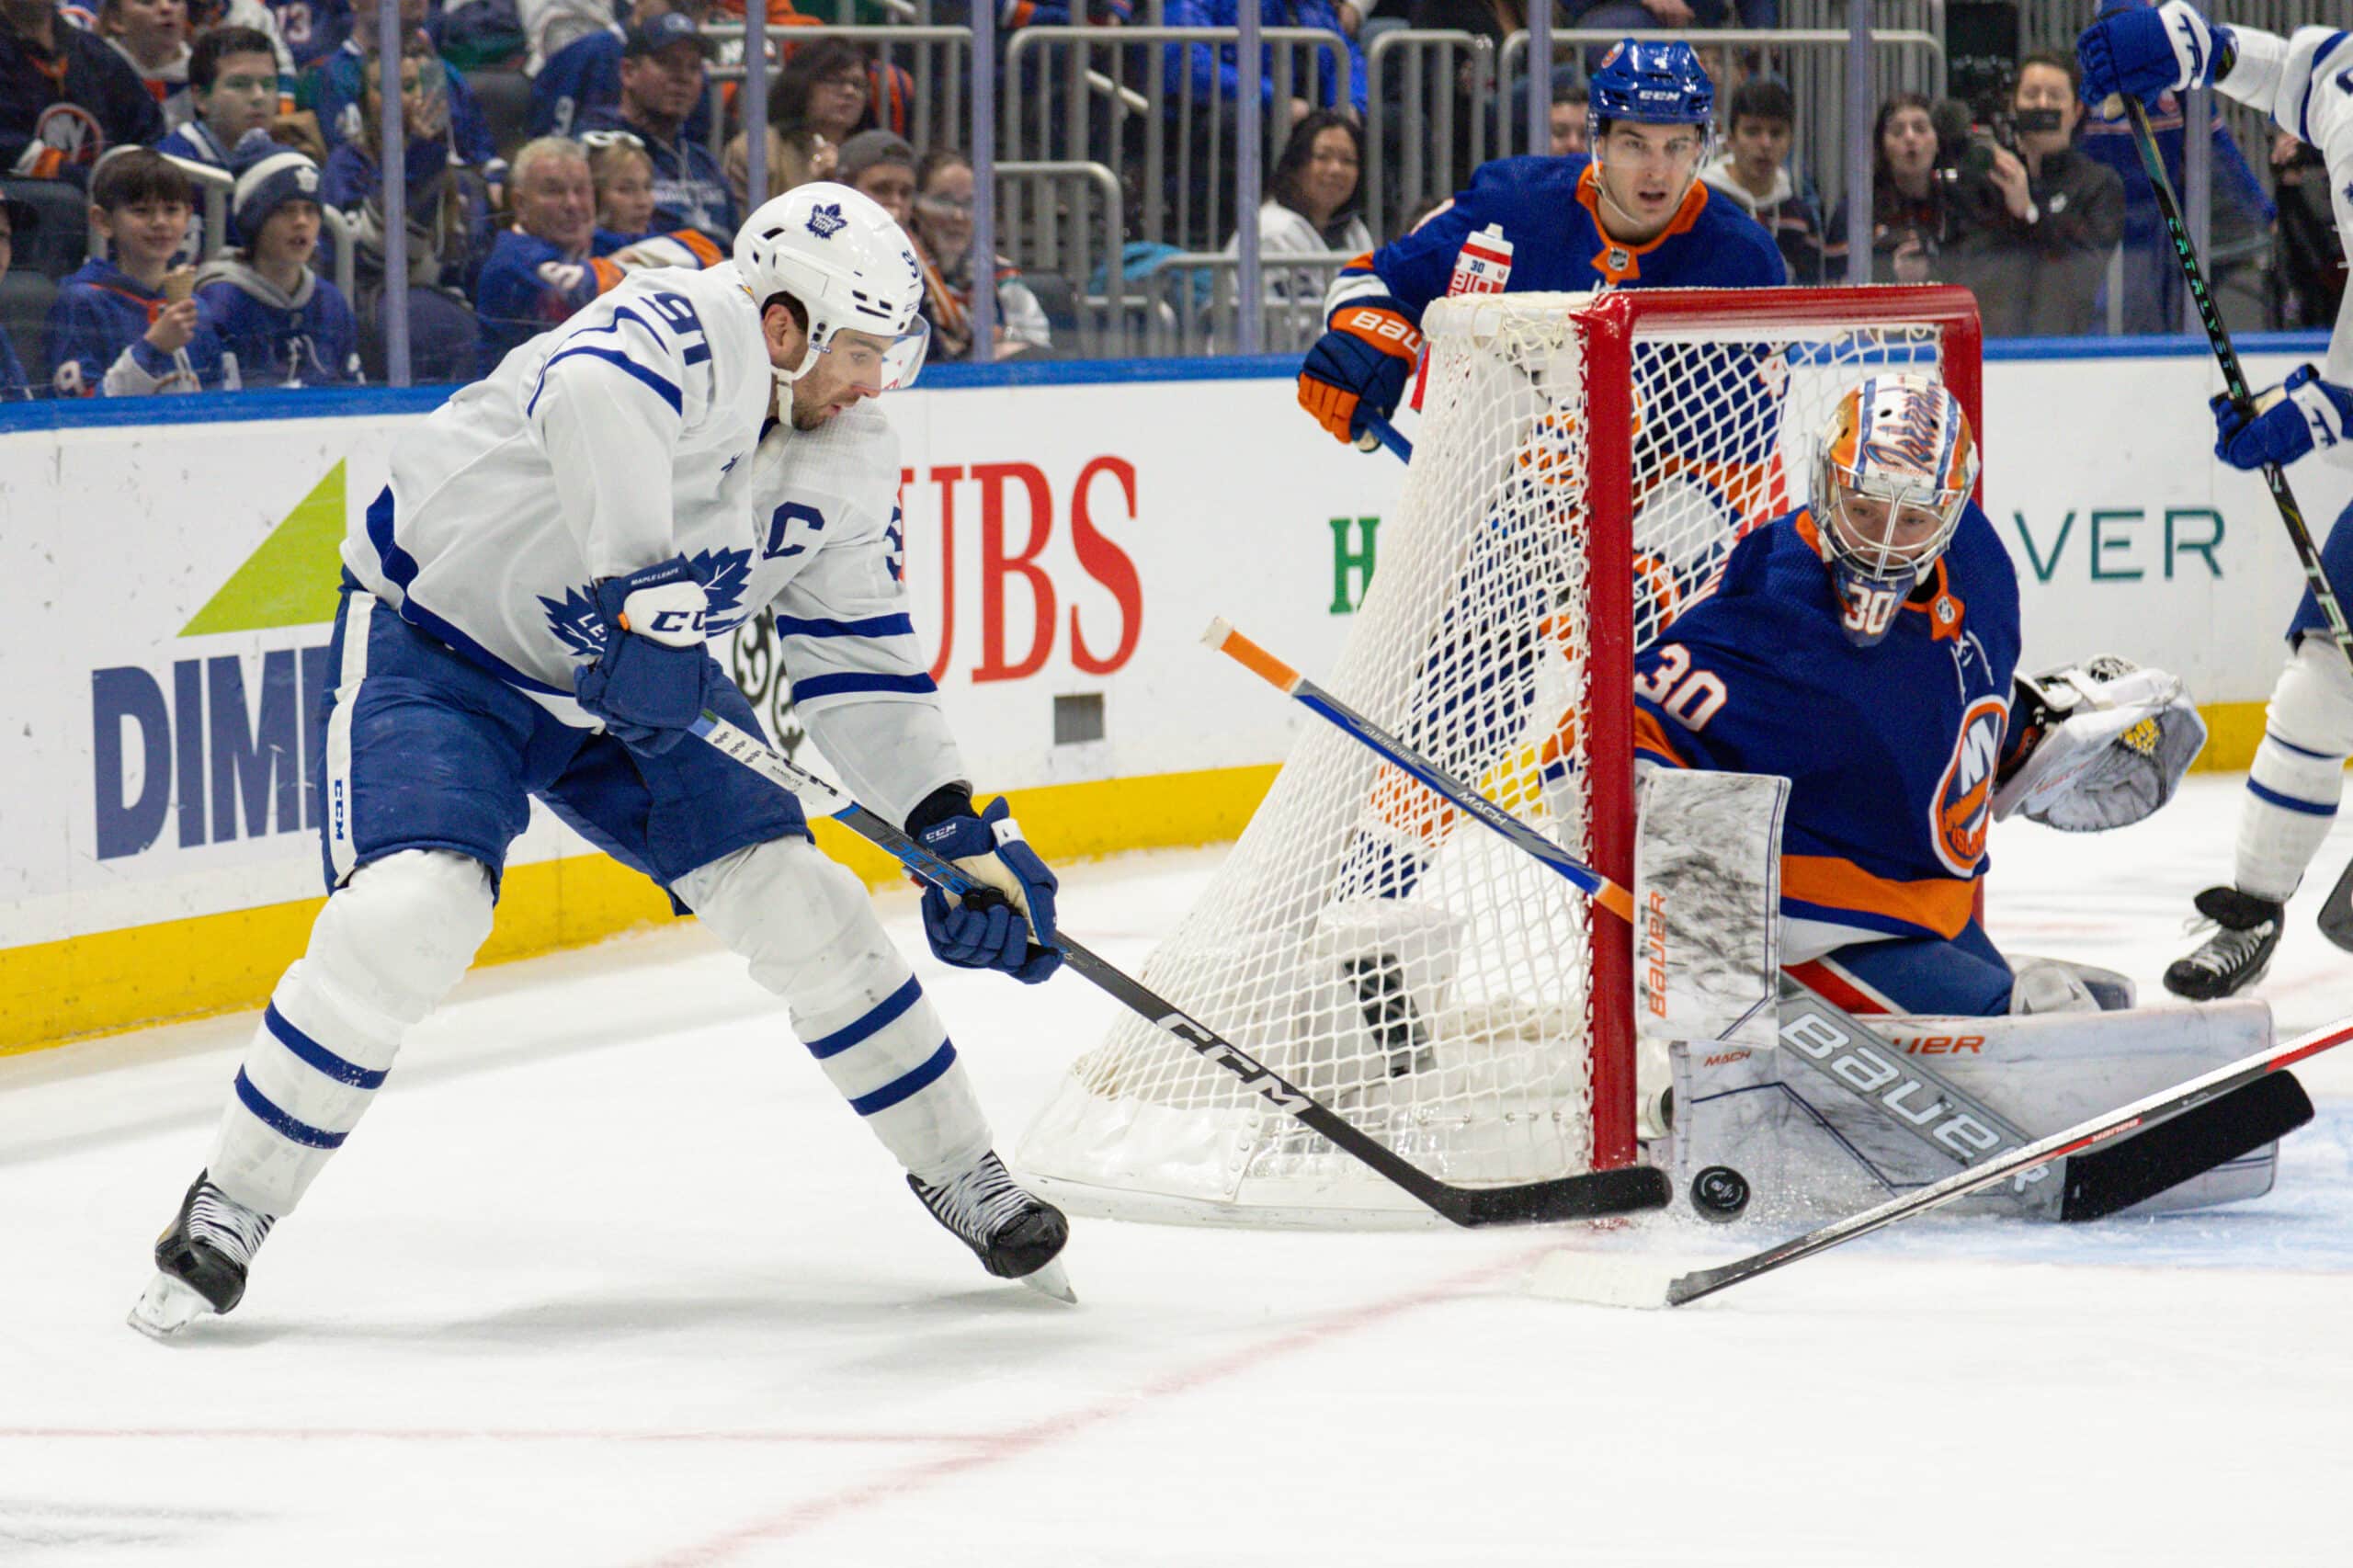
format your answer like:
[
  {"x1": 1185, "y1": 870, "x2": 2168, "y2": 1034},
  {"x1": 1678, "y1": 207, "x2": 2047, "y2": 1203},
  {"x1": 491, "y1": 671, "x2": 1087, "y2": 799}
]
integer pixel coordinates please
[
  {"x1": 690, "y1": 712, "x2": 1670, "y2": 1228},
  {"x1": 2117, "y1": 97, "x2": 2353, "y2": 950},
  {"x1": 1203, "y1": 619, "x2": 2316, "y2": 1230}
]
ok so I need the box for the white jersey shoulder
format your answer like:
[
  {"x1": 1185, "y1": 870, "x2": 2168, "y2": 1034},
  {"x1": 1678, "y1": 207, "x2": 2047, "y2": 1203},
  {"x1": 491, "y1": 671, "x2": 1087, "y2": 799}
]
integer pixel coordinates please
[
  {"x1": 2221, "y1": 25, "x2": 2353, "y2": 391},
  {"x1": 342, "y1": 261, "x2": 776, "y2": 719}
]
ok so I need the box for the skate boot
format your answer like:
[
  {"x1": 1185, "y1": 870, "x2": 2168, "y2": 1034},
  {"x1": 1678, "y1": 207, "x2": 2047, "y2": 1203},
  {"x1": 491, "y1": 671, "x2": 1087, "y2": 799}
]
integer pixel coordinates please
[
  {"x1": 128, "y1": 1172, "x2": 275, "y2": 1341},
  {"x1": 909, "y1": 1151, "x2": 1074, "y2": 1302},
  {"x1": 2163, "y1": 887, "x2": 2285, "y2": 1001}
]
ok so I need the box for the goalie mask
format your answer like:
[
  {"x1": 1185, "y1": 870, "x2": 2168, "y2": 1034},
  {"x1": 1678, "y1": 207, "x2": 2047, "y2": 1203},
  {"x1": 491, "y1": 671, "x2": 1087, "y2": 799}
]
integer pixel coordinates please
[
  {"x1": 733, "y1": 181, "x2": 930, "y2": 390},
  {"x1": 1810, "y1": 373, "x2": 1979, "y2": 648}
]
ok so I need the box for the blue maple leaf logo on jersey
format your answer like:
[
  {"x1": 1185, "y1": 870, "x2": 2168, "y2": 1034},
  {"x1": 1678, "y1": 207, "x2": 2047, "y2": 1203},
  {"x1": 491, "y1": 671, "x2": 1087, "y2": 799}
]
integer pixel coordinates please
[
  {"x1": 884, "y1": 506, "x2": 904, "y2": 584},
  {"x1": 806, "y1": 202, "x2": 847, "y2": 240},
  {"x1": 540, "y1": 547, "x2": 756, "y2": 657}
]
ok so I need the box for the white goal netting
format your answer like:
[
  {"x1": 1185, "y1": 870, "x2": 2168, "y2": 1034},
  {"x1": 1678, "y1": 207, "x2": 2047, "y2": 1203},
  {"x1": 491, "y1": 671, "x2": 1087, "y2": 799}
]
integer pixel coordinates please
[{"x1": 1019, "y1": 288, "x2": 1973, "y2": 1225}]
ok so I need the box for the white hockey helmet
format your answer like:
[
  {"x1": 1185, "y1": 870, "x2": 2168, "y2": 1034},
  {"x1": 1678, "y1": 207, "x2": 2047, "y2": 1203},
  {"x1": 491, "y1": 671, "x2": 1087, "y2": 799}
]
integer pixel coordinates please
[{"x1": 733, "y1": 181, "x2": 930, "y2": 388}]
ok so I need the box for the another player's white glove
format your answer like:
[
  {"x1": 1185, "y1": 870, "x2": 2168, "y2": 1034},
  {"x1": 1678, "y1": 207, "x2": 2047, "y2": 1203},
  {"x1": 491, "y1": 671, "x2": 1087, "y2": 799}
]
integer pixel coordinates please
[{"x1": 1993, "y1": 655, "x2": 2207, "y2": 832}]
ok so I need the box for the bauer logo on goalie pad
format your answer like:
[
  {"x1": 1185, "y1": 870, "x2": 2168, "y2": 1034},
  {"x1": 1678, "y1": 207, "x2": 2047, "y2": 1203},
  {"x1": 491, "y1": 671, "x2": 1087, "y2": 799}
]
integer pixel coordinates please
[
  {"x1": 1154, "y1": 1014, "x2": 1313, "y2": 1112},
  {"x1": 1778, "y1": 1010, "x2": 2047, "y2": 1187}
]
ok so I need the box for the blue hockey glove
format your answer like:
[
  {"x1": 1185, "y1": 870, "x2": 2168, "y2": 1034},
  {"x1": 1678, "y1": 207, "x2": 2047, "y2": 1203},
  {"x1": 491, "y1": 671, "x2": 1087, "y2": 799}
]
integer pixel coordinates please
[
  {"x1": 573, "y1": 555, "x2": 726, "y2": 756},
  {"x1": 2076, "y1": 0, "x2": 2227, "y2": 115},
  {"x1": 912, "y1": 793, "x2": 1062, "y2": 984},
  {"x1": 1299, "y1": 303, "x2": 1422, "y2": 445},
  {"x1": 2211, "y1": 364, "x2": 2353, "y2": 472}
]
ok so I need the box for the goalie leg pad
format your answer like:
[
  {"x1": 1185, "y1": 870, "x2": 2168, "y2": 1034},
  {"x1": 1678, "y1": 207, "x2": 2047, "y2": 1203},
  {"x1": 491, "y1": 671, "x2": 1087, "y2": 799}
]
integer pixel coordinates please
[
  {"x1": 208, "y1": 849, "x2": 495, "y2": 1217},
  {"x1": 2237, "y1": 637, "x2": 2353, "y2": 899},
  {"x1": 677, "y1": 838, "x2": 990, "y2": 1185}
]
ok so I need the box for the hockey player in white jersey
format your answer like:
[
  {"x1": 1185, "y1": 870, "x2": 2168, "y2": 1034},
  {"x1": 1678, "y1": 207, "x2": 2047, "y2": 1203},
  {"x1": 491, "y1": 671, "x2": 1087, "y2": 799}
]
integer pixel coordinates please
[
  {"x1": 2078, "y1": 2, "x2": 2353, "y2": 998},
  {"x1": 130, "y1": 182, "x2": 1075, "y2": 1338}
]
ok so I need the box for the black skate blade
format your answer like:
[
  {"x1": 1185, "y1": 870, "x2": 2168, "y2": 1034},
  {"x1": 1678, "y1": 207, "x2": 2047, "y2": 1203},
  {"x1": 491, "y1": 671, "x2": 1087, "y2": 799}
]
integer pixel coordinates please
[
  {"x1": 2060, "y1": 1071, "x2": 2313, "y2": 1222},
  {"x1": 2320, "y1": 859, "x2": 2353, "y2": 952}
]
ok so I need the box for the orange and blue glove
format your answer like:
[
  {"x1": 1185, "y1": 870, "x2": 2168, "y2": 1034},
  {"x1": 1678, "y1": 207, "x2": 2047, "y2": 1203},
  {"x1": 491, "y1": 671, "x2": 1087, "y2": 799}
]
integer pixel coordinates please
[{"x1": 1299, "y1": 303, "x2": 1422, "y2": 446}]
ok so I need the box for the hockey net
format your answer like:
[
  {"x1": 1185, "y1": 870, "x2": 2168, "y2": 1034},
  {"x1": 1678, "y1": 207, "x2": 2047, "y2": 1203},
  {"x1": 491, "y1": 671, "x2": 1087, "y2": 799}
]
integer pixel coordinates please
[{"x1": 1019, "y1": 287, "x2": 1984, "y2": 1225}]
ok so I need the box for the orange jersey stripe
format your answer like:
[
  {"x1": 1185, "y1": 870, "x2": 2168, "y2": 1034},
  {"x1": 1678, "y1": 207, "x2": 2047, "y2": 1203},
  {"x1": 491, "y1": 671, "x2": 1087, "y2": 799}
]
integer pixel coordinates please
[
  {"x1": 1781, "y1": 854, "x2": 1976, "y2": 939},
  {"x1": 1632, "y1": 709, "x2": 1689, "y2": 767}
]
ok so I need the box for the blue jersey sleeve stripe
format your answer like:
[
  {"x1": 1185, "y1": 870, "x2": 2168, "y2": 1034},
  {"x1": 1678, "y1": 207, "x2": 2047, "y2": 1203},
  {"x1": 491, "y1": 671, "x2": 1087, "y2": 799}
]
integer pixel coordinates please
[
  {"x1": 233, "y1": 1067, "x2": 349, "y2": 1149},
  {"x1": 527, "y1": 344, "x2": 683, "y2": 418},
  {"x1": 364, "y1": 484, "x2": 421, "y2": 590},
  {"x1": 847, "y1": 1040, "x2": 958, "y2": 1117},
  {"x1": 801, "y1": 975, "x2": 924, "y2": 1060},
  {"x1": 791, "y1": 671, "x2": 939, "y2": 702},
  {"x1": 265, "y1": 1004, "x2": 390, "y2": 1089},
  {"x1": 773, "y1": 612, "x2": 917, "y2": 641},
  {"x1": 2248, "y1": 778, "x2": 2338, "y2": 817},
  {"x1": 395, "y1": 595, "x2": 577, "y2": 699},
  {"x1": 2264, "y1": 729, "x2": 2339, "y2": 762}
]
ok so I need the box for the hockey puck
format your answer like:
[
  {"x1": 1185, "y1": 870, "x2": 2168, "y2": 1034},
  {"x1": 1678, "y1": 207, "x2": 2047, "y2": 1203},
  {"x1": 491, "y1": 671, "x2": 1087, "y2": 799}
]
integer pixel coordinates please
[{"x1": 1689, "y1": 1165, "x2": 1750, "y2": 1222}]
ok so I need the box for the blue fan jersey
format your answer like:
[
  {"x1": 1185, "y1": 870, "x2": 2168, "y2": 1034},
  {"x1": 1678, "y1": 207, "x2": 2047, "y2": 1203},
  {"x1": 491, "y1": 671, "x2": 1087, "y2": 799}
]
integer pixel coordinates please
[
  {"x1": 528, "y1": 27, "x2": 718, "y2": 143},
  {"x1": 1328, "y1": 154, "x2": 1786, "y2": 324},
  {"x1": 44, "y1": 258, "x2": 226, "y2": 396},
  {"x1": 1631, "y1": 501, "x2": 2022, "y2": 948},
  {"x1": 196, "y1": 273, "x2": 360, "y2": 386}
]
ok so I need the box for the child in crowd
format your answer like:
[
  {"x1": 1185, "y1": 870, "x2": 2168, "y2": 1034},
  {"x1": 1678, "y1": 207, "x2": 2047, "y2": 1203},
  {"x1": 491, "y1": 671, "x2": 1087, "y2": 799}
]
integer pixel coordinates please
[
  {"x1": 46, "y1": 149, "x2": 222, "y2": 395},
  {"x1": 194, "y1": 147, "x2": 359, "y2": 385}
]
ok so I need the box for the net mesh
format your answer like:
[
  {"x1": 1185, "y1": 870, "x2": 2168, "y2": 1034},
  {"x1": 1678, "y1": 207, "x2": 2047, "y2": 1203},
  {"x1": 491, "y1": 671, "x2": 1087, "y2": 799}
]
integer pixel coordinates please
[{"x1": 1019, "y1": 290, "x2": 1954, "y2": 1222}]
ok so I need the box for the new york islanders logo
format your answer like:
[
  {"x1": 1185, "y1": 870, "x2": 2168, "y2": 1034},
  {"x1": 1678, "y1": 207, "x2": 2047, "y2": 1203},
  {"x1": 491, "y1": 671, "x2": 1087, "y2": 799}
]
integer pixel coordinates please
[
  {"x1": 805, "y1": 202, "x2": 847, "y2": 240},
  {"x1": 1930, "y1": 696, "x2": 2008, "y2": 875}
]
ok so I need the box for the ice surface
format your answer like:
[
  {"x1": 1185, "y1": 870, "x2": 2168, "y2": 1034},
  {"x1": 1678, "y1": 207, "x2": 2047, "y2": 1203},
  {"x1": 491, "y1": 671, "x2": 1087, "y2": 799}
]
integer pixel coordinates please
[{"x1": 5, "y1": 775, "x2": 2352, "y2": 1566}]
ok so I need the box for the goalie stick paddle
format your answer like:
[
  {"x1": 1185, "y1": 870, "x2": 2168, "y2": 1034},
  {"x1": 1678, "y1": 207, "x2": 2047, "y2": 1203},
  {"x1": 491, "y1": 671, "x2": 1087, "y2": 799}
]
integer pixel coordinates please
[
  {"x1": 688, "y1": 712, "x2": 1669, "y2": 1228},
  {"x1": 1665, "y1": 1021, "x2": 2342, "y2": 1306},
  {"x1": 1202, "y1": 619, "x2": 2323, "y2": 1244}
]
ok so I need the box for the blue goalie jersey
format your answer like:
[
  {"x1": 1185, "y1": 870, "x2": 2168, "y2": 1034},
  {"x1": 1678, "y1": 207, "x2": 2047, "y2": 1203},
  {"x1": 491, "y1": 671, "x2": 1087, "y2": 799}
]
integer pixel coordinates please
[{"x1": 1631, "y1": 500, "x2": 2023, "y2": 948}]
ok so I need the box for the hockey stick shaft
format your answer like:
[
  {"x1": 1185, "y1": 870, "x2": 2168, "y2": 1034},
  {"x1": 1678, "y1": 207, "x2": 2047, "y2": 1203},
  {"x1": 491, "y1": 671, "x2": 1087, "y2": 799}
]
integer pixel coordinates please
[
  {"x1": 688, "y1": 712, "x2": 1667, "y2": 1227},
  {"x1": 1355, "y1": 415, "x2": 1413, "y2": 462},
  {"x1": 1205, "y1": 619, "x2": 2297, "y2": 1226},
  {"x1": 2120, "y1": 96, "x2": 2353, "y2": 669},
  {"x1": 1666, "y1": 1014, "x2": 2353, "y2": 1305}
]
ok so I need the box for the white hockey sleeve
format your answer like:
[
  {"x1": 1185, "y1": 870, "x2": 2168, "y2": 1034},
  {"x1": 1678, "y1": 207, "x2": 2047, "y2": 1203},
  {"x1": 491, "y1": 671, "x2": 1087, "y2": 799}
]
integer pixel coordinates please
[
  {"x1": 526, "y1": 297, "x2": 706, "y2": 578},
  {"x1": 2220, "y1": 27, "x2": 2353, "y2": 406},
  {"x1": 763, "y1": 427, "x2": 967, "y2": 828}
]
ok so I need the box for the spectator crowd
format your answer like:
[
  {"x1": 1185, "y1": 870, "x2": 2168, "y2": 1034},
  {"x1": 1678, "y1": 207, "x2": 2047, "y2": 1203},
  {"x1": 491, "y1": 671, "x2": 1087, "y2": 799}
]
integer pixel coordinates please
[{"x1": 0, "y1": 0, "x2": 2341, "y2": 399}]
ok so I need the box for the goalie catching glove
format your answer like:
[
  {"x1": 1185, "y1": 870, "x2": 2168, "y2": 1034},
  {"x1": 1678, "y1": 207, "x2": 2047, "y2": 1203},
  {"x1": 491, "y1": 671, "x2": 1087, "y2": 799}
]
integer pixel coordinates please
[
  {"x1": 1299, "y1": 303, "x2": 1422, "y2": 446},
  {"x1": 1994, "y1": 654, "x2": 2206, "y2": 831},
  {"x1": 909, "y1": 790, "x2": 1062, "y2": 984}
]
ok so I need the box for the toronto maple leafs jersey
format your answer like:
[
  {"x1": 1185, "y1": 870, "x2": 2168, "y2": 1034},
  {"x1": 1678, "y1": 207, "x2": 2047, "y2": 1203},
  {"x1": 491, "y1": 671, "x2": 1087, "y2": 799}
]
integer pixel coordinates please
[
  {"x1": 1631, "y1": 502, "x2": 2023, "y2": 960},
  {"x1": 345, "y1": 260, "x2": 774, "y2": 726},
  {"x1": 2212, "y1": 25, "x2": 2353, "y2": 437},
  {"x1": 1324, "y1": 154, "x2": 1785, "y2": 325}
]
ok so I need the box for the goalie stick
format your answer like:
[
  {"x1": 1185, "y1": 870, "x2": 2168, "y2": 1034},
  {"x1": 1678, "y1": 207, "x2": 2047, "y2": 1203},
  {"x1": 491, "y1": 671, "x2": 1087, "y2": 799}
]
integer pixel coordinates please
[
  {"x1": 689, "y1": 712, "x2": 1670, "y2": 1229},
  {"x1": 1203, "y1": 619, "x2": 2317, "y2": 1234}
]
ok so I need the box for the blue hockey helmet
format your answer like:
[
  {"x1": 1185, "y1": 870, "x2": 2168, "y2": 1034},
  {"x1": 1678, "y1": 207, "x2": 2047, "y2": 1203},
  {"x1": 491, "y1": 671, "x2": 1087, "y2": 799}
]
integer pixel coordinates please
[{"x1": 1586, "y1": 40, "x2": 1716, "y2": 137}]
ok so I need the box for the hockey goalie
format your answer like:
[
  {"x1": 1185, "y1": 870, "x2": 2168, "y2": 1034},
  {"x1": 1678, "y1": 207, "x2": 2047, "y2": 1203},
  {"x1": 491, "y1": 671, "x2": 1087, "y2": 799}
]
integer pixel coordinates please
[{"x1": 1625, "y1": 372, "x2": 2284, "y2": 1222}]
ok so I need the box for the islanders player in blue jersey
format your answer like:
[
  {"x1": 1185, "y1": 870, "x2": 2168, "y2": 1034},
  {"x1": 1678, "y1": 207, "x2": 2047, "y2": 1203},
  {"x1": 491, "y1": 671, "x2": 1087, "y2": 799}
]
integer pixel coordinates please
[
  {"x1": 1631, "y1": 374, "x2": 2205, "y2": 1017},
  {"x1": 1298, "y1": 39, "x2": 1784, "y2": 449}
]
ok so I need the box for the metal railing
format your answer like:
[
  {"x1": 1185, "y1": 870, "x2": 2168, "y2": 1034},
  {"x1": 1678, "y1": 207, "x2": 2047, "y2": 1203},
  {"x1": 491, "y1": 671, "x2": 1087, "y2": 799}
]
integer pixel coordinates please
[
  {"x1": 1360, "y1": 29, "x2": 1495, "y2": 244},
  {"x1": 705, "y1": 22, "x2": 972, "y2": 160},
  {"x1": 998, "y1": 159, "x2": 1131, "y2": 358}
]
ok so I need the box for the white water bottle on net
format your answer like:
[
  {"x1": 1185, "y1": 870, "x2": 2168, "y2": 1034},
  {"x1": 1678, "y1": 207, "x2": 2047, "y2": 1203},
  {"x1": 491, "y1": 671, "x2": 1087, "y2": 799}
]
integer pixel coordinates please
[{"x1": 1020, "y1": 287, "x2": 1984, "y2": 1225}]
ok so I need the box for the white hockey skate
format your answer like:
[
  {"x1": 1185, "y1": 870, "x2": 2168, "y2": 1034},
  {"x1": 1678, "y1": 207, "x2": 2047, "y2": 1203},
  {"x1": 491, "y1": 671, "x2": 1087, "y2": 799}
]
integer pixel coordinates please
[
  {"x1": 909, "y1": 1152, "x2": 1074, "y2": 1303},
  {"x1": 129, "y1": 1173, "x2": 275, "y2": 1342}
]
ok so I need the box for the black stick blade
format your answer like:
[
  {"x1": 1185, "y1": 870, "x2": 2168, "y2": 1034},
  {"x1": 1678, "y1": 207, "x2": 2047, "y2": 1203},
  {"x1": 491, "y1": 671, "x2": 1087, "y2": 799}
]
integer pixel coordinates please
[
  {"x1": 2319, "y1": 858, "x2": 2353, "y2": 953},
  {"x1": 1443, "y1": 1165, "x2": 1671, "y2": 1226},
  {"x1": 2060, "y1": 1071, "x2": 2314, "y2": 1222}
]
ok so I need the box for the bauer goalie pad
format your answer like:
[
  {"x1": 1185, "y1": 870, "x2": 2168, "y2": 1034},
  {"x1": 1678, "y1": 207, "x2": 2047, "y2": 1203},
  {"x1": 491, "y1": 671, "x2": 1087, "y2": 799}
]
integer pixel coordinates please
[
  {"x1": 1994, "y1": 655, "x2": 2207, "y2": 832},
  {"x1": 1632, "y1": 767, "x2": 1786, "y2": 1050},
  {"x1": 1670, "y1": 998, "x2": 2282, "y2": 1223}
]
